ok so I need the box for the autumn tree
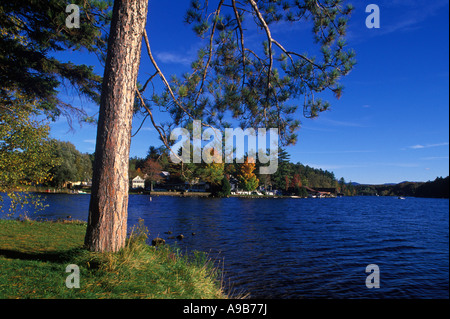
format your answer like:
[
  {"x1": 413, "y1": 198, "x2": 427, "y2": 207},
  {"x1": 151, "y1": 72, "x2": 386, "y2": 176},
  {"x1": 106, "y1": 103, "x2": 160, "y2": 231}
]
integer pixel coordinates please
[
  {"x1": 285, "y1": 175, "x2": 290, "y2": 191},
  {"x1": 142, "y1": 158, "x2": 163, "y2": 191},
  {"x1": 292, "y1": 173, "x2": 302, "y2": 188},
  {"x1": 238, "y1": 157, "x2": 259, "y2": 192},
  {"x1": 201, "y1": 148, "x2": 224, "y2": 186}
]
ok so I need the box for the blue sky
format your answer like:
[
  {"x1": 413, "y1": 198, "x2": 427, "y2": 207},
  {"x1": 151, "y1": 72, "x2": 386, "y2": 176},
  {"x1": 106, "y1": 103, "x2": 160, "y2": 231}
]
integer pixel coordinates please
[{"x1": 49, "y1": 0, "x2": 449, "y2": 184}]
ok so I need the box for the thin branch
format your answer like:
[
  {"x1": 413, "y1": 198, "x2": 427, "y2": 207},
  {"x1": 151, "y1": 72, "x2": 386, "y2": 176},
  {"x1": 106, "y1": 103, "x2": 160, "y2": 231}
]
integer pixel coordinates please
[
  {"x1": 248, "y1": 0, "x2": 273, "y2": 92},
  {"x1": 221, "y1": 3, "x2": 252, "y2": 14},
  {"x1": 194, "y1": 0, "x2": 224, "y2": 107},
  {"x1": 135, "y1": 88, "x2": 182, "y2": 162},
  {"x1": 0, "y1": 104, "x2": 15, "y2": 113},
  {"x1": 139, "y1": 71, "x2": 158, "y2": 93},
  {"x1": 142, "y1": 29, "x2": 215, "y2": 130},
  {"x1": 232, "y1": 0, "x2": 246, "y2": 89},
  {"x1": 131, "y1": 113, "x2": 149, "y2": 137},
  {"x1": 271, "y1": 38, "x2": 323, "y2": 69}
]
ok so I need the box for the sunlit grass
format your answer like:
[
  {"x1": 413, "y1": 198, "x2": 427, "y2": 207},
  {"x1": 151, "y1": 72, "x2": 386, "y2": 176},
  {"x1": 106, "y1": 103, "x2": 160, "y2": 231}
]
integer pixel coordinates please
[{"x1": 0, "y1": 219, "x2": 226, "y2": 299}]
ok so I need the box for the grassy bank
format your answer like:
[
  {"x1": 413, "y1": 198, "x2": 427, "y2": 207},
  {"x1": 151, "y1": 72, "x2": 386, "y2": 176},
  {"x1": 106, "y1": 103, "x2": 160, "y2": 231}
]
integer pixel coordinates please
[{"x1": 0, "y1": 219, "x2": 226, "y2": 299}]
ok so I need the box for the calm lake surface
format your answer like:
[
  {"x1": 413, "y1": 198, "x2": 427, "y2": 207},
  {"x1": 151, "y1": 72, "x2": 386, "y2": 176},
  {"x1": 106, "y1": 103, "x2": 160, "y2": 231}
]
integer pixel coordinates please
[{"x1": 2, "y1": 194, "x2": 449, "y2": 298}]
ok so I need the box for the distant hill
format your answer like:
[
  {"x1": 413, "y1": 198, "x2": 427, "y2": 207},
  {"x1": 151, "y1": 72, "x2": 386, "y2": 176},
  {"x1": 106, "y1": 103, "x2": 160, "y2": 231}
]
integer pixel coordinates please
[
  {"x1": 355, "y1": 177, "x2": 449, "y2": 198},
  {"x1": 414, "y1": 177, "x2": 449, "y2": 198}
]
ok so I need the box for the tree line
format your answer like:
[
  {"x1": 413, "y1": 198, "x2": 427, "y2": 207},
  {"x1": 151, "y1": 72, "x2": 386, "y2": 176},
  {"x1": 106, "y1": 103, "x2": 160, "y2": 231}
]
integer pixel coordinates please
[
  {"x1": 355, "y1": 177, "x2": 449, "y2": 198},
  {"x1": 128, "y1": 145, "x2": 342, "y2": 196},
  {"x1": 0, "y1": 131, "x2": 344, "y2": 198}
]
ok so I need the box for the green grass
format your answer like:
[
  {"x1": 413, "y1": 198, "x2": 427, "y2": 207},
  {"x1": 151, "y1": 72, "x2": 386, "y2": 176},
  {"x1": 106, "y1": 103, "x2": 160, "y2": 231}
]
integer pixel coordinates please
[{"x1": 0, "y1": 219, "x2": 226, "y2": 299}]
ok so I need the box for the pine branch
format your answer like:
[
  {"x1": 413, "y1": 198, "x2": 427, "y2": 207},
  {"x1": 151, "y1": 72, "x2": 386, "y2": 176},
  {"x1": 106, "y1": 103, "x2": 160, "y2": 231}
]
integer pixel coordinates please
[
  {"x1": 194, "y1": 0, "x2": 225, "y2": 107},
  {"x1": 231, "y1": 0, "x2": 246, "y2": 88},
  {"x1": 142, "y1": 29, "x2": 215, "y2": 130},
  {"x1": 135, "y1": 88, "x2": 182, "y2": 162},
  {"x1": 248, "y1": 0, "x2": 273, "y2": 94}
]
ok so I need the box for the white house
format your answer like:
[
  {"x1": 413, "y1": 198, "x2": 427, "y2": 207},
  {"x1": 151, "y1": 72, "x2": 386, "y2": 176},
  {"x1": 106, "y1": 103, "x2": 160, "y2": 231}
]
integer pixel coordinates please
[{"x1": 131, "y1": 175, "x2": 145, "y2": 189}]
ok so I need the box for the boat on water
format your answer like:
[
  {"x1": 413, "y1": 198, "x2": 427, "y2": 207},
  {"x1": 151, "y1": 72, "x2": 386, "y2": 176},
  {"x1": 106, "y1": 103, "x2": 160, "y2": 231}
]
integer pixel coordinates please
[{"x1": 398, "y1": 196, "x2": 406, "y2": 200}]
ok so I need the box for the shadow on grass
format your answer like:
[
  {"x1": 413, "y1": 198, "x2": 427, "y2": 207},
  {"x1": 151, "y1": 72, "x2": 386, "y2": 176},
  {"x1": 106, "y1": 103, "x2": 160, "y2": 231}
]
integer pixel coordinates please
[{"x1": 0, "y1": 248, "x2": 83, "y2": 264}]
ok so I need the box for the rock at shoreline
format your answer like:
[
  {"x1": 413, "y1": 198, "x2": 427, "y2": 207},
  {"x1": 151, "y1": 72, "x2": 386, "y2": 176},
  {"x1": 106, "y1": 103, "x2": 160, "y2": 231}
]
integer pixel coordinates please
[{"x1": 151, "y1": 237, "x2": 166, "y2": 246}]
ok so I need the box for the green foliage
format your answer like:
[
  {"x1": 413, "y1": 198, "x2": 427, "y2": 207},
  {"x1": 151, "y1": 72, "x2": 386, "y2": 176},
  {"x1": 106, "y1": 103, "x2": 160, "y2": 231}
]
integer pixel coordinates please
[
  {"x1": 267, "y1": 148, "x2": 336, "y2": 192},
  {"x1": 0, "y1": 0, "x2": 112, "y2": 121},
  {"x1": 201, "y1": 162, "x2": 225, "y2": 185},
  {"x1": 294, "y1": 186, "x2": 309, "y2": 197},
  {"x1": 0, "y1": 1, "x2": 109, "y2": 213},
  {"x1": 47, "y1": 140, "x2": 93, "y2": 187},
  {"x1": 0, "y1": 91, "x2": 59, "y2": 215},
  {"x1": 149, "y1": 0, "x2": 355, "y2": 147},
  {"x1": 243, "y1": 175, "x2": 259, "y2": 192},
  {"x1": 218, "y1": 175, "x2": 232, "y2": 197},
  {"x1": 269, "y1": 148, "x2": 292, "y2": 190}
]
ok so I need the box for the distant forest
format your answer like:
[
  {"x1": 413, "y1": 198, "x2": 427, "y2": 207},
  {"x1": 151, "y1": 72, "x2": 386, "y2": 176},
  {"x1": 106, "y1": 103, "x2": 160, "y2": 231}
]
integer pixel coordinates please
[
  {"x1": 43, "y1": 141, "x2": 448, "y2": 199},
  {"x1": 130, "y1": 147, "x2": 344, "y2": 195},
  {"x1": 355, "y1": 177, "x2": 449, "y2": 198}
]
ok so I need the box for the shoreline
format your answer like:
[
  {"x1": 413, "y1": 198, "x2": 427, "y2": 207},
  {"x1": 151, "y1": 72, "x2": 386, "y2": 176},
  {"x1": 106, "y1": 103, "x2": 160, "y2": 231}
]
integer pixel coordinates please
[
  {"x1": 5, "y1": 187, "x2": 448, "y2": 200},
  {"x1": 0, "y1": 219, "x2": 227, "y2": 299}
]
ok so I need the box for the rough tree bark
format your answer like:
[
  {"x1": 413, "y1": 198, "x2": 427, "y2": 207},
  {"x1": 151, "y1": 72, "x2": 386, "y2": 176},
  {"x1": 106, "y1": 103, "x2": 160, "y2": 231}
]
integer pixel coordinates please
[{"x1": 84, "y1": 0, "x2": 148, "y2": 252}]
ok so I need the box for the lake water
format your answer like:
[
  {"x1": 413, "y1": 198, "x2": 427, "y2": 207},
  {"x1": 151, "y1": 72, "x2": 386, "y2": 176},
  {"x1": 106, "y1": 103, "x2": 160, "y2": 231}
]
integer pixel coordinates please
[{"x1": 2, "y1": 194, "x2": 448, "y2": 299}]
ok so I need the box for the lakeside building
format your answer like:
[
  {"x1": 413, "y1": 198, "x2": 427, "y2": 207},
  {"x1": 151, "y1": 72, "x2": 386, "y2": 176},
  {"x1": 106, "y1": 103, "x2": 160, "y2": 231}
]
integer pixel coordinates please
[
  {"x1": 131, "y1": 175, "x2": 145, "y2": 189},
  {"x1": 304, "y1": 187, "x2": 337, "y2": 198}
]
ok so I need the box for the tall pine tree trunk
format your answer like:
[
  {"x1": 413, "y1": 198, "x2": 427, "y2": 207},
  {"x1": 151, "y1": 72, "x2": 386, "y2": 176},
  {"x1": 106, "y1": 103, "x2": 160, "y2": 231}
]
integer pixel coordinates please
[{"x1": 85, "y1": 0, "x2": 148, "y2": 252}]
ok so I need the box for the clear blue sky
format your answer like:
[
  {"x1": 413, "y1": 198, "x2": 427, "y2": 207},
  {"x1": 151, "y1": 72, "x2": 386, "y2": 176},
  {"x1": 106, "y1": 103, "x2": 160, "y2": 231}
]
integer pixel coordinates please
[{"x1": 49, "y1": 0, "x2": 449, "y2": 185}]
